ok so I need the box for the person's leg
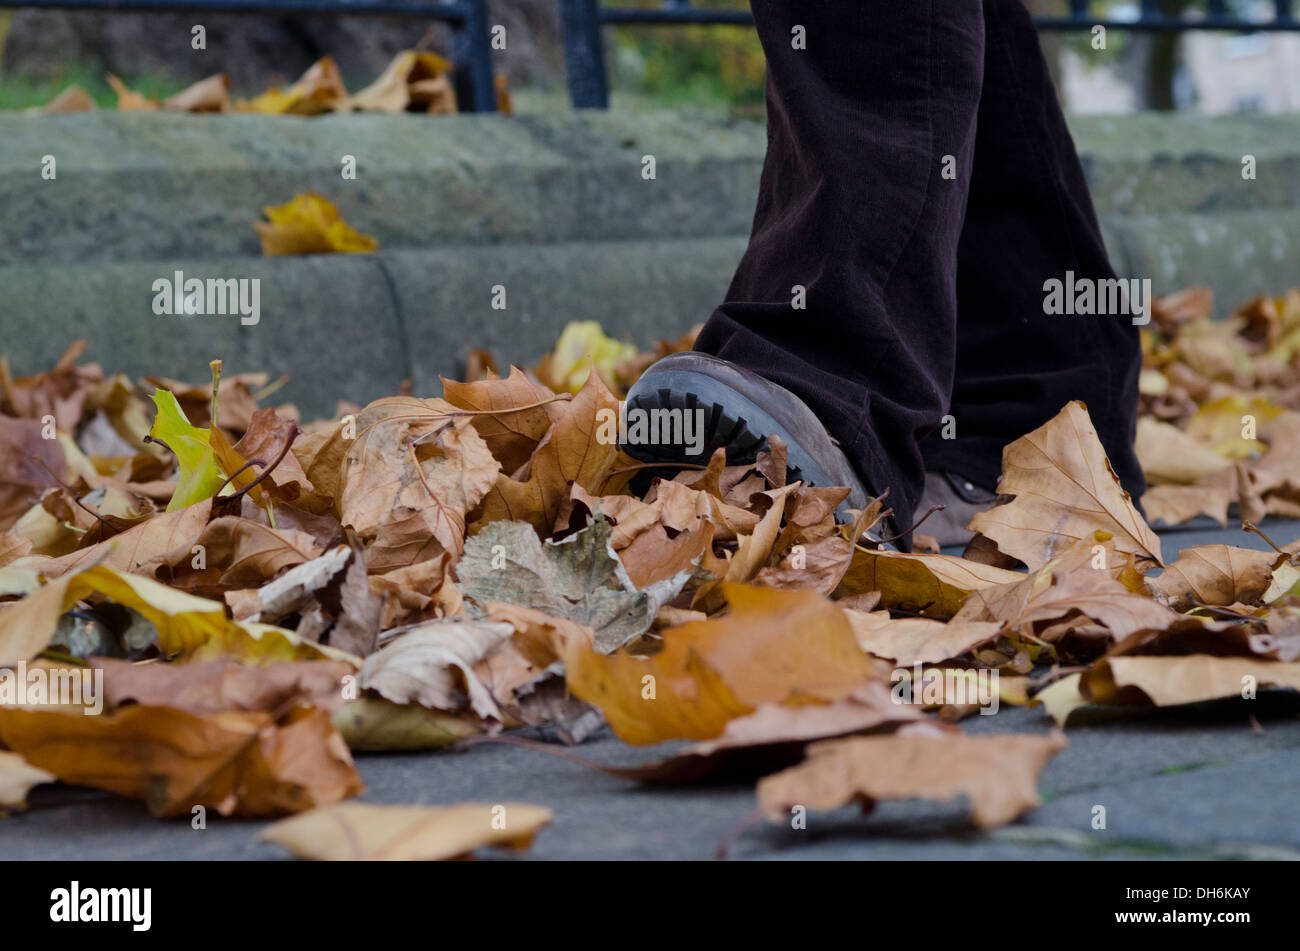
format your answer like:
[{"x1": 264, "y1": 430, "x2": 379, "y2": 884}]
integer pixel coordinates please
[
  {"x1": 920, "y1": 0, "x2": 1146, "y2": 506},
  {"x1": 687, "y1": 0, "x2": 986, "y2": 527}
]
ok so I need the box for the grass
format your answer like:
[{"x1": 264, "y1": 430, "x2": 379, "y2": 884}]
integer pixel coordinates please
[{"x1": 0, "y1": 63, "x2": 189, "y2": 112}]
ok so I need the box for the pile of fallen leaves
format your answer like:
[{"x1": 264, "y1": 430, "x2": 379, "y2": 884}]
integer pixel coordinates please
[
  {"x1": 31, "y1": 51, "x2": 513, "y2": 117},
  {"x1": 1139, "y1": 286, "x2": 1300, "y2": 526},
  {"x1": 1, "y1": 287, "x2": 1298, "y2": 860}
]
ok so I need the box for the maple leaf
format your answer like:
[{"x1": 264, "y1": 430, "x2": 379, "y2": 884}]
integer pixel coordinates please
[
  {"x1": 148, "y1": 388, "x2": 226, "y2": 512},
  {"x1": 1149, "y1": 544, "x2": 1278, "y2": 610},
  {"x1": 969, "y1": 401, "x2": 1163, "y2": 569},
  {"x1": 333, "y1": 395, "x2": 500, "y2": 573}
]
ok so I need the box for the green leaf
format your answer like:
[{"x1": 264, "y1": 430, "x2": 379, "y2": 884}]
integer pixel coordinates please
[{"x1": 149, "y1": 389, "x2": 225, "y2": 511}]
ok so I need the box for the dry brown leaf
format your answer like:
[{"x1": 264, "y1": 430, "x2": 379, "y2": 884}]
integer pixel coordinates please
[
  {"x1": 0, "y1": 704, "x2": 362, "y2": 817},
  {"x1": 1149, "y1": 544, "x2": 1278, "y2": 610},
  {"x1": 160, "y1": 515, "x2": 320, "y2": 593},
  {"x1": 40, "y1": 85, "x2": 95, "y2": 113},
  {"x1": 337, "y1": 397, "x2": 499, "y2": 573},
  {"x1": 96, "y1": 658, "x2": 353, "y2": 714},
  {"x1": 969, "y1": 401, "x2": 1162, "y2": 569},
  {"x1": 342, "y1": 50, "x2": 458, "y2": 115},
  {"x1": 106, "y1": 73, "x2": 158, "y2": 111},
  {"x1": 848, "y1": 615, "x2": 1004, "y2": 666},
  {"x1": 835, "y1": 547, "x2": 1024, "y2": 619},
  {"x1": 1084, "y1": 654, "x2": 1300, "y2": 707},
  {"x1": 360, "y1": 619, "x2": 516, "y2": 720},
  {"x1": 0, "y1": 417, "x2": 67, "y2": 533},
  {"x1": 757, "y1": 731, "x2": 1067, "y2": 829},
  {"x1": 474, "y1": 373, "x2": 621, "y2": 533},
  {"x1": 1141, "y1": 482, "x2": 1234, "y2": 527},
  {"x1": 1135, "y1": 417, "x2": 1231, "y2": 485},
  {"x1": 442, "y1": 367, "x2": 566, "y2": 475},
  {"x1": 239, "y1": 56, "x2": 346, "y2": 115},
  {"x1": 162, "y1": 73, "x2": 231, "y2": 112},
  {"x1": 956, "y1": 538, "x2": 1178, "y2": 646},
  {"x1": 585, "y1": 681, "x2": 936, "y2": 784}
]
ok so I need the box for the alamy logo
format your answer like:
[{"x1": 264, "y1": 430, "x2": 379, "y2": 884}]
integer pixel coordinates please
[
  {"x1": 152, "y1": 270, "x2": 260, "y2": 326},
  {"x1": 595, "y1": 400, "x2": 707, "y2": 456},
  {"x1": 1042, "y1": 271, "x2": 1151, "y2": 326},
  {"x1": 0, "y1": 661, "x2": 103, "y2": 715},
  {"x1": 891, "y1": 664, "x2": 1000, "y2": 716},
  {"x1": 50, "y1": 882, "x2": 151, "y2": 931}
]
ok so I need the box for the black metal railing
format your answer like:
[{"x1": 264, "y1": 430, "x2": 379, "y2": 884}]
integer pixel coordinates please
[
  {"x1": 0, "y1": 0, "x2": 498, "y2": 111},
  {"x1": 559, "y1": 0, "x2": 1300, "y2": 108}
]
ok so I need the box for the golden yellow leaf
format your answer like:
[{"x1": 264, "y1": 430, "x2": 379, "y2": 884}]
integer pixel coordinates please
[
  {"x1": 565, "y1": 584, "x2": 876, "y2": 745},
  {"x1": 255, "y1": 192, "x2": 378, "y2": 256}
]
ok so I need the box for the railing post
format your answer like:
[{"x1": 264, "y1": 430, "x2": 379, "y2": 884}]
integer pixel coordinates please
[
  {"x1": 452, "y1": 0, "x2": 497, "y2": 112},
  {"x1": 559, "y1": 0, "x2": 609, "y2": 109}
]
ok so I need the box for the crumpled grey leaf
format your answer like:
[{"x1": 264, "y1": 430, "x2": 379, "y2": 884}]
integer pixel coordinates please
[{"x1": 457, "y1": 517, "x2": 690, "y2": 653}]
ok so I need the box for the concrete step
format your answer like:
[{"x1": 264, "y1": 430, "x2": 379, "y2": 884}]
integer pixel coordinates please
[
  {"x1": 0, "y1": 237, "x2": 746, "y2": 417},
  {"x1": 1, "y1": 112, "x2": 1298, "y2": 266},
  {"x1": 0, "y1": 111, "x2": 765, "y2": 266}
]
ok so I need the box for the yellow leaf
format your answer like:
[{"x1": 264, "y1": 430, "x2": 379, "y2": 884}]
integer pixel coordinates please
[
  {"x1": 544, "y1": 322, "x2": 637, "y2": 394},
  {"x1": 238, "y1": 56, "x2": 346, "y2": 116},
  {"x1": 0, "y1": 564, "x2": 355, "y2": 668},
  {"x1": 565, "y1": 584, "x2": 877, "y2": 745},
  {"x1": 261, "y1": 801, "x2": 551, "y2": 860},
  {"x1": 1186, "y1": 395, "x2": 1281, "y2": 460},
  {"x1": 255, "y1": 192, "x2": 378, "y2": 256},
  {"x1": 149, "y1": 388, "x2": 225, "y2": 511}
]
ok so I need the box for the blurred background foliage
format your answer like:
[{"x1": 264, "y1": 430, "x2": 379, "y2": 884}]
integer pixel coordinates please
[{"x1": 606, "y1": 0, "x2": 766, "y2": 115}]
